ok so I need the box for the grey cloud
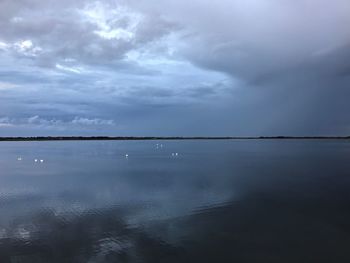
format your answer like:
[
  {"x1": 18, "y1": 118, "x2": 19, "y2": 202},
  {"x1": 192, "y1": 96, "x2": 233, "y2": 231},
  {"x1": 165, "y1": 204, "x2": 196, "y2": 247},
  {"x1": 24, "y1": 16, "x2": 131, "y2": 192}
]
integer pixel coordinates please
[
  {"x1": 0, "y1": 0, "x2": 350, "y2": 136},
  {"x1": 122, "y1": 0, "x2": 349, "y2": 84},
  {"x1": 173, "y1": 0, "x2": 350, "y2": 82},
  {"x1": 143, "y1": 0, "x2": 350, "y2": 135},
  {"x1": 2, "y1": 0, "x2": 349, "y2": 79}
]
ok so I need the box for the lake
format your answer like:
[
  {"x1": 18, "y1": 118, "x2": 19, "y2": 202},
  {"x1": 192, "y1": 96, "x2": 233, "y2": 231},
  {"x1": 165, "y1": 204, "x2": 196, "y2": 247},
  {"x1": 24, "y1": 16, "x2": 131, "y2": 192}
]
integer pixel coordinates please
[{"x1": 0, "y1": 140, "x2": 350, "y2": 262}]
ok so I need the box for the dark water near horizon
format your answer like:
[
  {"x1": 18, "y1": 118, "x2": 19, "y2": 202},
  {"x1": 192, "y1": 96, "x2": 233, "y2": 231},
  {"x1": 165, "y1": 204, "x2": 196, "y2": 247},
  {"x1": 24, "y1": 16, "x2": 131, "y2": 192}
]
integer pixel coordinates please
[{"x1": 0, "y1": 140, "x2": 350, "y2": 262}]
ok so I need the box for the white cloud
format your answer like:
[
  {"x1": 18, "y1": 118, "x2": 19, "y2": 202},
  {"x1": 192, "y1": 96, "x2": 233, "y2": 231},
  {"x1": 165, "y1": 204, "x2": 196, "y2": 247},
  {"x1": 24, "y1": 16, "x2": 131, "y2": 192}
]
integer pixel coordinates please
[
  {"x1": 71, "y1": 117, "x2": 115, "y2": 126},
  {"x1": 80, "y1": 2, "x2": 140, "y2": 41},
  {"x1": 56, "y1": 64, "x2": 83, "y2": 74},
  {"x1": 27, "y1": 115, "x2": 40, "y2": 124},
  {"x1": 12, "y1": 40, "x2": 43, "y2": 57},
  {"x1": 0, "y1": 117, "x2": 13, "y2": 127},
  {"x1": 17, "y1": 40, "x2": 33, "y2": 50},
  {"x1": 0, "y1": 116, "x2": 115, "y2": 130},
  {"x1": 27, "y1": 115, "x2": 63, "y2": 126},
  {"x1": 26, "y1": 116, "x2": 115, "y2": 127},
  {"x1": 0, "y1": 82, "x2": 19, "y2": 91},
  {"x1": 10, "y1": 16, "x2": 23, "y2": 23},
  {"x1": 0, "y1": 41, "x2": 9, "y2": 51}
]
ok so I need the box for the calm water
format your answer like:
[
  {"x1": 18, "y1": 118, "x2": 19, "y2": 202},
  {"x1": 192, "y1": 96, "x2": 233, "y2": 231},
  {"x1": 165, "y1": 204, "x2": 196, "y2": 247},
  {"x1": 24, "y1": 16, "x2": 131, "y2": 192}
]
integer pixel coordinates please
[{"x1": 1, "y1": 140, "x2": 350, "y2": 262}]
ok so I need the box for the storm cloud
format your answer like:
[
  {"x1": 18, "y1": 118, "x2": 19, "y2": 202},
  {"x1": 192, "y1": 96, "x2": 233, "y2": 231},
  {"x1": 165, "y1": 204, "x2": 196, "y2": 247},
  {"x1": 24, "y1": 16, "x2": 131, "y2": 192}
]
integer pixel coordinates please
[{"x1": 0, "y1": 0, "x2": 349, "y2": 136}]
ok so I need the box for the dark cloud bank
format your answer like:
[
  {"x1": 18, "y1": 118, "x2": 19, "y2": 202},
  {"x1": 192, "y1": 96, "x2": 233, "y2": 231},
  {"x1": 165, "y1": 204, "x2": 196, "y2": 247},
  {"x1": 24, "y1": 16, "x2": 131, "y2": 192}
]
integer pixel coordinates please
[{"x1": 0, "y1": 0, "x2": 349, "y2": 136}]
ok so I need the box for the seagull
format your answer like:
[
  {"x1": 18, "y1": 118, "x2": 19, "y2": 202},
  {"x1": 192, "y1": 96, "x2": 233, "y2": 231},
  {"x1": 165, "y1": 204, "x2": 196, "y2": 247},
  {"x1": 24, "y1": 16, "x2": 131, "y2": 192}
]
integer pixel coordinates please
[
  {"x1": 34, "y1": 159, "x2": 38, "y2": 162},
  {"x1": 125, "y1": 154, "x2": 129, "y2": 158},
  {"x1": 175, "y1": 153, "x2": 178, "y2": 156},
  {"x1": 40, "y1": 159, "x2": 44, "y2": 163},
  {"x1": 17, "y1": 157, "x2": 22, "y2": 161}
]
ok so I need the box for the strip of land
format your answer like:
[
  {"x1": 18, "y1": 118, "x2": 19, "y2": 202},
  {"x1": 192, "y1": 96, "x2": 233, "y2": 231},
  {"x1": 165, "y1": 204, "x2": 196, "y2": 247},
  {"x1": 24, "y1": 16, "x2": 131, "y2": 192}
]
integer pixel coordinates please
[{"x1": 0, "y1": 136, "x2": 349, "y2": 141}]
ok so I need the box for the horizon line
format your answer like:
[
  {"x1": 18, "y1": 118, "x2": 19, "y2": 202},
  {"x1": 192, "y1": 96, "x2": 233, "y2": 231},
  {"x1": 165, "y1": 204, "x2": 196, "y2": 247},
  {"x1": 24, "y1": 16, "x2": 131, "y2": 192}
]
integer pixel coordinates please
[{"x1": 0, "y1": 136, "x2": 350, "y2": 141}]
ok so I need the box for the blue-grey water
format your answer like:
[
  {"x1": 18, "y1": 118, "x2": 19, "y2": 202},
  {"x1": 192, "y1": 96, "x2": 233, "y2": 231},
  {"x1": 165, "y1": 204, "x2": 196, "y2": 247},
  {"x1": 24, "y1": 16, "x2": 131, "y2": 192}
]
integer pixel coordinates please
[{"x1": 1, "y1": 140, "x2": 350, "y2": 262}]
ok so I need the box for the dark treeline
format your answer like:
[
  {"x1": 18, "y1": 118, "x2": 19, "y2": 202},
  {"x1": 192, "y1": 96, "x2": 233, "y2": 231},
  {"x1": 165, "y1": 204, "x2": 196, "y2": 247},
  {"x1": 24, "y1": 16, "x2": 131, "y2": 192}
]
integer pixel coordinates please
[{"x1": 0, "y1": 136, "x2": 350, "y2": 141}]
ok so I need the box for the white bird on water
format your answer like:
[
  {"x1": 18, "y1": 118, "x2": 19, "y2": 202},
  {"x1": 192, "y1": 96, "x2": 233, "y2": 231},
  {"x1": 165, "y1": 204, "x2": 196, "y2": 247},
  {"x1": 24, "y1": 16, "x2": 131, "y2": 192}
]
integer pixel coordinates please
[
  {"x1": 40, "y1": 159, "x2": 44, "y2": 163},
  {"x1": 17, "y1": 157, "x2": 22, "y2": 161},
  {"x1": 125, "y1": 154, "x2": 129, "y2": 158},
  {"x1": 34, "y1": 159, "x2": 38, "y2": 162}
]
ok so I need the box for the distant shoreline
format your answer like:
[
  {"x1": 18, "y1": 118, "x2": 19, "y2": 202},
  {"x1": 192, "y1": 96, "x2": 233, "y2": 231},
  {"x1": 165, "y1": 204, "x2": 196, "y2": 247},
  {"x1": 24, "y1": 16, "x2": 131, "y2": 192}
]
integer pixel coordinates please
[{"x1": 0, "y1": 136, "x2": 349, "y2": 141}]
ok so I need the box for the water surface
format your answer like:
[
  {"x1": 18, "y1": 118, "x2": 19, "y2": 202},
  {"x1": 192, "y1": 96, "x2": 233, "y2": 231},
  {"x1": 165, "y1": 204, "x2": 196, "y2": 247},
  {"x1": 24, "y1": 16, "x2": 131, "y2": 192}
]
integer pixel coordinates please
[{"x1": 1, "y1": 140, "x2": 350, "y2": 262}]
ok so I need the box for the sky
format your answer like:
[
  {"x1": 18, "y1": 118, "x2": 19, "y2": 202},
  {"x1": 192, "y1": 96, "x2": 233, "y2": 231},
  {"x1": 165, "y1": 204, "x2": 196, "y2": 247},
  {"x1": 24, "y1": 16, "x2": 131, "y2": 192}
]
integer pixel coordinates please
[{"x1": 0, "y1": 0, "x2": 349, "y2": 136}]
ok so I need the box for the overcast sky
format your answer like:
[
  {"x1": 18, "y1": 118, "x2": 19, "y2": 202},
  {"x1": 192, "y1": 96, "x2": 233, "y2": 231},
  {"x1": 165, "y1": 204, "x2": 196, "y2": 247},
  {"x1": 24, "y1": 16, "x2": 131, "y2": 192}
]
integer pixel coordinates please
[{"x1": 0, "y1": 0, "x2": 349, "y2": 136}]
